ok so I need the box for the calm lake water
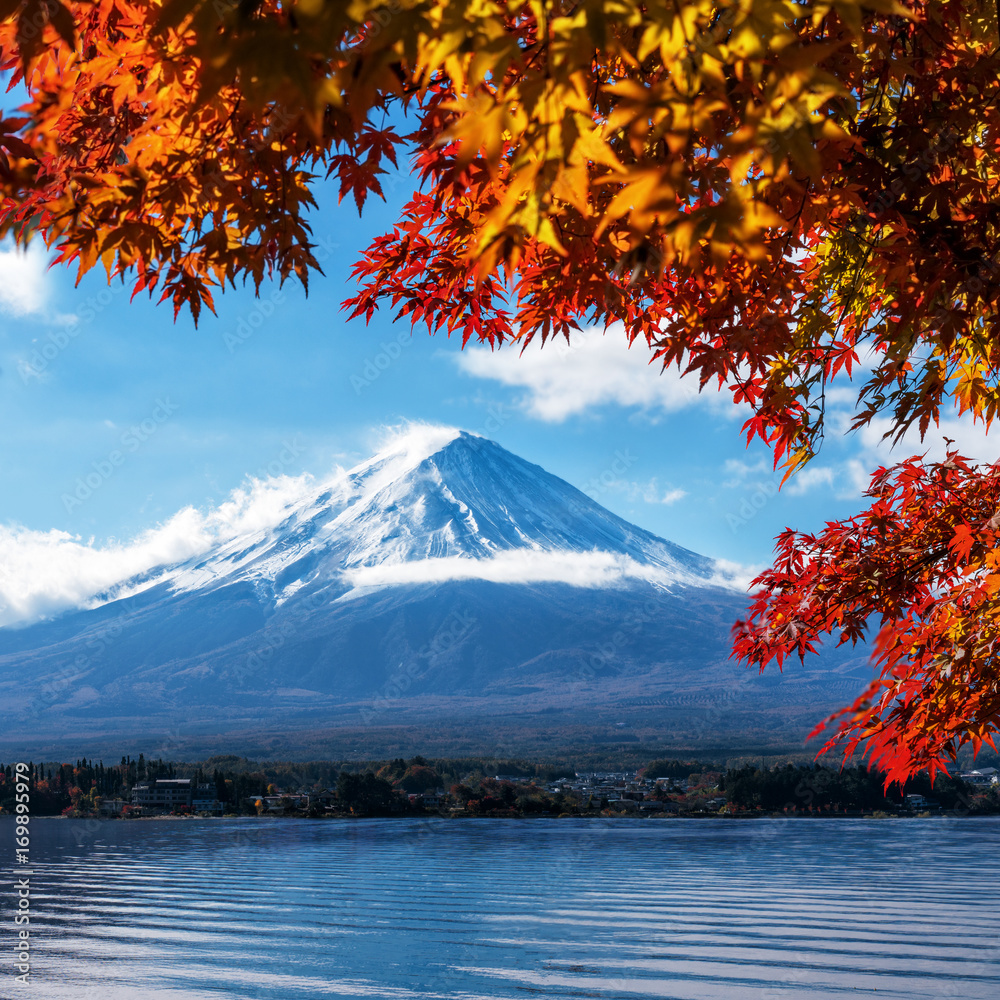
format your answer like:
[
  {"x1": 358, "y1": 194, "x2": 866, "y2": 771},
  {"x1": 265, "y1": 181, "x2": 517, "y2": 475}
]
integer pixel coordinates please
[{"x1": 2, "y1": 816, "x2": 999, "y2": 999}]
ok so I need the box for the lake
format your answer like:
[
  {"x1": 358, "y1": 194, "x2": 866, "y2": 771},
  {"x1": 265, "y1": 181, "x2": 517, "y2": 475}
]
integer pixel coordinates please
[{"x1": 2, "y1": 817, "x2": 999, "y2": 998}]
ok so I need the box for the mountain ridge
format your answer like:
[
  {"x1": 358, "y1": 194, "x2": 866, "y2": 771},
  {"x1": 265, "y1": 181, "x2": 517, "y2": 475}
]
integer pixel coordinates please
[
  {"x1": 0, "y1": 426, "x2": 870, "y2": 759},
  {"x1": 111, "y1": 426, "x2": 740, "y2": 607}
]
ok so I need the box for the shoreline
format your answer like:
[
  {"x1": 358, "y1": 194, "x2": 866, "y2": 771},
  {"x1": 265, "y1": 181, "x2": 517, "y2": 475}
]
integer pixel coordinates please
[{"x1": 5, "y1": 808, "x2": 993, "y2": 821}]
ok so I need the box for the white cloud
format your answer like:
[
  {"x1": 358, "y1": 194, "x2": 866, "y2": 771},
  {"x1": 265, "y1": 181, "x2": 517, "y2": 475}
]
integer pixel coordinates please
[
  {"x1": 781, "y1": 413, "x2": 998, "y2": 501},
  {"x1": 0, "y1": 474, "x2": 314, "y2": 628},
  {"x1": 715, "y1": 385, "x2": 999, "y2": 502},
  {"x1": 604, "y1": 477, "x2": 687, "y2": 505},
  {"x1": 711, "y1": 558, "x2": 763, "y2": 592},
  {"x1": 721, "y1": 458, "x2": 775, "y2": 488},
  {"x1": 368, "y1": 422, "x2": 462, "y2": 470},
  {"x1": 659, "y1": 487, "x2": 688, "y2": 505},
  {"x1": 856, "y1": 414, "x2": 996, "y2": 465},
  {"x1": 784, "y1": 465, "x2": 837, "y2": 496},
  {"x1": 844, "y1": 458, "x2": 873, "y2": 497},
  {"x1": 343, "y1": 548, "x2": 747, "y2": 593},
  {"x1": 0, "y1": 238, "x2": 50, "y2": 317},
  {"x1": 454, "y1": 324, "x2": 738, "y2": 422},
  {"x1": 821, "y1": 386, "x2": 861, "y2": 407},
  {"x1": 344, "y1": 550, "x2": 662, "y2": 589}
]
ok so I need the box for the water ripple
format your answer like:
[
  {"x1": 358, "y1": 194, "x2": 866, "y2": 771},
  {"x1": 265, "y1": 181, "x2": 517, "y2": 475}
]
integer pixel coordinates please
[{"x1": 1, "y1": 817, "x2": 998, "y2": 999}]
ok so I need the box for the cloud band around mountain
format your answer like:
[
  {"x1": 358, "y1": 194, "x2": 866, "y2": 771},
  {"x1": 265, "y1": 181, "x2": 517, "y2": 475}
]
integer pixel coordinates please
[{"x1": 342, "y1": 549, "x2": 747, "y2": 593}]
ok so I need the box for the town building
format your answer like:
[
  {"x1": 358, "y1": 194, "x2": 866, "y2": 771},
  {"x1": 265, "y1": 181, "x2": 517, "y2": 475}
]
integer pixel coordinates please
[
  {"x1": 191, "y1": 784, "x2": 223, "y2": 813},
  {"x1": 131, "y1": 778, "x2": 193, "y2": 811},
  {"x1": 960, "y1": 768, "x2": 999, "y2": 787}
]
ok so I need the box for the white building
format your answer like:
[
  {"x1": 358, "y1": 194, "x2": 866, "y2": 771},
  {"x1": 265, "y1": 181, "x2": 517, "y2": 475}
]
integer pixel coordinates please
[{"x1": 959, "y1": 769, "x2": 999, "y2": 787}]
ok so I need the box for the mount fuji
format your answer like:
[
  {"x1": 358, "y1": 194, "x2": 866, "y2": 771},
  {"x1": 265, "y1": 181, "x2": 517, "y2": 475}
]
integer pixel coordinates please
[{"x1": 0, "y1": 427, "x2": 871, "y2": 759}]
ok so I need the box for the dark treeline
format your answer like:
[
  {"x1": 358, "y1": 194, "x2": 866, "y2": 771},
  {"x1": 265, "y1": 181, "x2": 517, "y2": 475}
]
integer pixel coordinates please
[
  {"x1": 0, "y1": 755, "x2": 177, "y2": 816},
  {"x1": 2, "y1": 754, "x2": 998, "y2": 818},
  {"x1": 0, "y1": 753, "x2": 577, "y2": 818},
  {"x1": 642, "y1": 759, "x2": 710, "y2": 779},
  {"x1": 720, "y1": 763, "x2": 993, "y2": 813},
  {"x1": 0, "y1": 754, "x2": 279, "y2": 817}
]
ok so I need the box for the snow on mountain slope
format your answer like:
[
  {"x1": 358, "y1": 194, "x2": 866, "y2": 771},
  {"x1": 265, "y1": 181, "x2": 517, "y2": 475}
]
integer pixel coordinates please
[{"x1": 79, "y1": 424, "x2": 746, "y2": 614}]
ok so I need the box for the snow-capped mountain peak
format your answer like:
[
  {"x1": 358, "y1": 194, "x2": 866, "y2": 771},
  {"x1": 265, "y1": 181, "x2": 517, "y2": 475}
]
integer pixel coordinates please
[
  {"x1": 139, "y1": 425, "x2": 740, "y2": 604},
  {"x1": 0, "y1": 424, "x2": 745, "y2": 628}
]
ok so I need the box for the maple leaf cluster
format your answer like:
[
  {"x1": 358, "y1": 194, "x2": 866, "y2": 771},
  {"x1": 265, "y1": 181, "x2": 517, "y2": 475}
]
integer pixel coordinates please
[
  {"x1": 3, "y1": 0, "x2": 1000, "y2": 779},
  {"x1": 734, "y1": 452, "x2": 1000, "y2": 784},
  {"x1": 7, "y1": 0, "x2": 999, "y2": 462}
]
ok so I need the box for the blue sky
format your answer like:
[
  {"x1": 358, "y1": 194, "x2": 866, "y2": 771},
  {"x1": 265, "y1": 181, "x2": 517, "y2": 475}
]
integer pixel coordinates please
[{"x1": 0, "y1": 165, "x2": 994, "y2": 594}]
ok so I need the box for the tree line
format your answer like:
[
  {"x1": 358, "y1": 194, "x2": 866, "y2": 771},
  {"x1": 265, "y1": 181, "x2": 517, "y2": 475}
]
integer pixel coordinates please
[
  {"x1": 3, "y1": 754, "x2": 998, "y2": 818},
  {"x1": 720, "y1": 764, "x2": 997, "y2": 814}
]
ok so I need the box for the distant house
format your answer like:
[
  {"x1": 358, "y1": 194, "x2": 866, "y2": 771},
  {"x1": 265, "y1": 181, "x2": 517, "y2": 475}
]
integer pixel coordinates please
[
  {"x1": 654, "y1": 777, "x2": 689, "y2": 791},
  {"x1": 607, "y1": 798, "x2": 638, "y2": 812},
  {"x1": 407, "y1": 792, "x2": 445, "y2": 808},
  {"x1": 98, "y1": 797, "x2": 126, "y2": 816},
  {"x1": 906, "y1": 793, "x2": 940, "y2": 809},
  {"x1": 960, "y1": 769, "x2": 999, "y2": 787},
  {"x1": 262, "y1": 794, "x2": 307, "y2": 813},
  {"x1": 306, "y1": 790, "x2": 337, "y2": 810},
  {"x1": 131, "y1": 779, "x2": 193, "y2": 811},
  {"x1": 192, "y1": 784, "x2": 223, "y2": 814}
]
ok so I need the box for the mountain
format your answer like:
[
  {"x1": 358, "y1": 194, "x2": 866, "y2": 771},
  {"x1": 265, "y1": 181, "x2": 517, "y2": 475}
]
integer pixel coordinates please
[{"x1": 0, "y1": 427, "x2": 871, "y2": 760}]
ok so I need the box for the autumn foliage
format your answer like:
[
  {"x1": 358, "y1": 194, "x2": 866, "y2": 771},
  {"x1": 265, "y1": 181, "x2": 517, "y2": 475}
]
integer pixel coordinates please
[
  {"x1": 734, "y1": 452, "x2": 1000, "y2": 783},
  {"x1": 3, "y1": 0, "x2": 1000, "y2": 779}
]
